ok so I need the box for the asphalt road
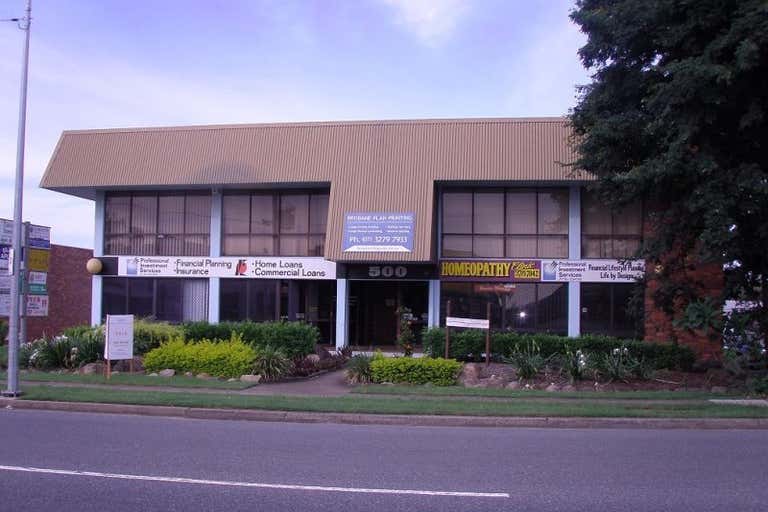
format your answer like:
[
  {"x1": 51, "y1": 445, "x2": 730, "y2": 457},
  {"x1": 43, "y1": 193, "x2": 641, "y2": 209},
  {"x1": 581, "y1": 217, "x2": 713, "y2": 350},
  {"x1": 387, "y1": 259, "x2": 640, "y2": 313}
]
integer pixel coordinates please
[{"x1": 1, "y1": 409, "x2": 766, "y2": 512}]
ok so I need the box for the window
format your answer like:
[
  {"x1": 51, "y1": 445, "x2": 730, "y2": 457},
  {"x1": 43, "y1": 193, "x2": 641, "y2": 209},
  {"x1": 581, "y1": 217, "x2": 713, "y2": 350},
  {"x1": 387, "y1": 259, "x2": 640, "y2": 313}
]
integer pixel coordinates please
[
  {"x1": 581, "y1": 283, "x2": 643, "y2": 338},
  {"x1": 441, "y1": 282, "x2": 567, "y2": 334},
  {"x1": 581, "y1": 189, "x2": 642, "y2": 258},
  {"x1": 441, "y1": 188, "x2": 568, "y2": 258},
  {"x1": 221, "y1": 191, "x2": 329, "y2": 256},
  {"x1": 104, "y1": 192, "x2": 211, "y2": 256},
  {"x1": 101, "y1": 278, "x2": 209, "y2": 323}
]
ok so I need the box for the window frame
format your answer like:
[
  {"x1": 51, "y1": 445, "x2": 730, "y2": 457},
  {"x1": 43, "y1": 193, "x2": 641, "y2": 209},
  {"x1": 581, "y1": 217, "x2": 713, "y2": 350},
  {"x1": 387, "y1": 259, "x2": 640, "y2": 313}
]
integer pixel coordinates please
[
  {"x1": 221, "y1": 190, "x2": 329, "y2": 257},
  {"x1": 101, "y1": 277, "x2": 209, "y2": 323},
  {"x1": 440, "y1": 187, "x2": 569, "y2": 258},
  {"x1": 580, "y1": 189, "x2": 643, "y2": 259},
  {"x1": 104, "y1": 191, "x2": 211, "y2": 256}
]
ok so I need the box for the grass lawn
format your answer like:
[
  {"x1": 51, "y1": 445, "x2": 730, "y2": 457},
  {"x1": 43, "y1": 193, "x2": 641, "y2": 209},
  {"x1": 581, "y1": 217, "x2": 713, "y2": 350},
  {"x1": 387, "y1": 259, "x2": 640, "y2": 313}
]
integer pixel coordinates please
[
  {"x1": 352, "y1": 384, "x2": 736, "y2": 400},
  {"x1": 17, "y1": 385, "x2": 768, "y2": 418},
  {"x1": 0, "y1": 371, "x2": 255, "y2": 390}
]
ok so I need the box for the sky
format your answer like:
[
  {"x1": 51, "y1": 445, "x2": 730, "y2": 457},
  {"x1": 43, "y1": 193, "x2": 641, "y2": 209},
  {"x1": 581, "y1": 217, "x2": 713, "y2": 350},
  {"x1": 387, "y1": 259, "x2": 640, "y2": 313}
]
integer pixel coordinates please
[{"x1": 0, "y1": 0, "x2": 590, "y2": 249}]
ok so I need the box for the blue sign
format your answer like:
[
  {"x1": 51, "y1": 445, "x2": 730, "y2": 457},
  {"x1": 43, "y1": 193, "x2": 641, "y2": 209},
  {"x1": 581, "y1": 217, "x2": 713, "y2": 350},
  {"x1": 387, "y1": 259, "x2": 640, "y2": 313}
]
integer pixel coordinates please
[{"x1": 342, "y1": 212, "x2": 415, "y2": 252}]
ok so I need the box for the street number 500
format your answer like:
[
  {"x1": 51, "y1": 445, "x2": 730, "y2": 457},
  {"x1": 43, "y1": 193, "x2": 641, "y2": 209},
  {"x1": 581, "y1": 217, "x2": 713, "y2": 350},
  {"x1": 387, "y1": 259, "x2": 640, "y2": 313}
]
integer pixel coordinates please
[{"x1": 368, "y1": 265, "x2": 407, "y2": 278}]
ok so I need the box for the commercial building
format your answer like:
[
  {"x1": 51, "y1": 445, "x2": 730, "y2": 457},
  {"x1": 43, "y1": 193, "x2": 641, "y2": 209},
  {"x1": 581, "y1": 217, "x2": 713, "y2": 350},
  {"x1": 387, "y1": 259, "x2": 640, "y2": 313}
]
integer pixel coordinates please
[{"x1": 41, "y1": 118, "x2": 664, "y2": 351}]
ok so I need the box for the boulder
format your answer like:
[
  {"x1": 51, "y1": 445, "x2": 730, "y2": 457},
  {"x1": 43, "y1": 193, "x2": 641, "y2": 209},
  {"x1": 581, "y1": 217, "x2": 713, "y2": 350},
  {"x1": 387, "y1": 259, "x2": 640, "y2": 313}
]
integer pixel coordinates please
[
  {"x1": 196, "y1": 373, "x2": 213, "y2": 380},
  {"x1": 304, "y1": 354, "x2": 321, "y2": 365},
  {"x1": 227, "y1": 378, "x2": 237, "y2": 382},
  {"x1": 184, "y1": 371, "x2": 194, "y2": 377},
  {"x1": 148, "y1": 372, "x2": 158, "y2": 377},
  {"x1": 459, "y1": 363, "x2": 481, "y2": 386},
  {"x1": 485, "y1": 375, "x2": 507, "y2": 389},
  {"x1": 79, "y1": 362, "x2": 103, "y2": 375},
  {"x1": 158, "y1": 369, "x2": 176, "y2": 378},
  {"x1": 545, "y1": 383, "x2": 559, "y2": 392},
  {"x1": 505, "y1": 381, "x2": 521, "y2": 390},
  {"x1": 240, "y1": 374, "x2": 262, "y2": 384},
  {"x1": 561, "y1": 384, "x2": 576, "y2": 392}
]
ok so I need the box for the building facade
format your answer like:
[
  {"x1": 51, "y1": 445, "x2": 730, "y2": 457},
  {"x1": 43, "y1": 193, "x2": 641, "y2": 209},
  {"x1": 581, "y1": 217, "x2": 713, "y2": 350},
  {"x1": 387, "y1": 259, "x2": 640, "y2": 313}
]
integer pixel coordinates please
[{"x1": 41, "y1": 118, "x2": 652, "y2": 350}]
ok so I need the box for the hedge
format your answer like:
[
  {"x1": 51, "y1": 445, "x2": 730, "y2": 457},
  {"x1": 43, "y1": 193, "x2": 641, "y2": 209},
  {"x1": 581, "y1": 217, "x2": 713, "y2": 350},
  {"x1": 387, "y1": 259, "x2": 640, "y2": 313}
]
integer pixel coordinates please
[
  {"x1": 143, "y1": 336, "x2": 256, "y2": 378},
  {"x1": 422, "y1": 328, "x2": 695, "y2": 371},
  {"x1": 370, "y1": 357, "x2": 463, "y2": 386},
  {"x1": 182, "y1": 321, "x2": 318, "y2": 359}
]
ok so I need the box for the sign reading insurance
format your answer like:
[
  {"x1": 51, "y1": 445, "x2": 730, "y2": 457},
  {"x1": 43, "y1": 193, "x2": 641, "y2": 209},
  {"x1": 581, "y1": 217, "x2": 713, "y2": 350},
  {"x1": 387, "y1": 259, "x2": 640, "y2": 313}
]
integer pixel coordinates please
[
  {"x1": 342, "y1": 212, "x2": 414, "y2": 252},
  {"x1": 117, "y1": 256, "x2": 336, "y2": 279}
]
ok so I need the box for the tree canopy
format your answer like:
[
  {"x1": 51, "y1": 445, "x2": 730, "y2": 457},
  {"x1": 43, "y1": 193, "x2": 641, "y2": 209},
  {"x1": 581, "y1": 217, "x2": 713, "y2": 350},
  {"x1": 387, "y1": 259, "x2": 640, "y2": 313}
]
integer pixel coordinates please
[{"x1": 569, "y1": 0, "x2": 768, "y2": 346}]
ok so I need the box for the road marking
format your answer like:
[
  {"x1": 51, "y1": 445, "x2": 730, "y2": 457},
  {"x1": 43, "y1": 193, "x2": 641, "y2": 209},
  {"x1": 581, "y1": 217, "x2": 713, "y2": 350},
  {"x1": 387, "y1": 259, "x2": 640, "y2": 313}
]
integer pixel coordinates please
[{"x1": 0, "y1": 465, "x2": 509, "y2": 498}]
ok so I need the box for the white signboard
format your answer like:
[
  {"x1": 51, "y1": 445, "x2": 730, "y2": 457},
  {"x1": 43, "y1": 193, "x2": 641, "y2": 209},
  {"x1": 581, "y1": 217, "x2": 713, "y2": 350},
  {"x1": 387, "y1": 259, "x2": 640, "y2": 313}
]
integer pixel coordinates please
[
  {"x1": 26, "y1": 295, "x2": 49, "y2": 317},
  {"x1": 28, "y1": 271, "x2": 47, "y2": 285},
  {"x1": 446, "y1": 316, "x2": 490, "y2": 330},
  {"x1": 105, "y1": 314, "x2": 134, "y2": 360},
  {"x1": 117, "y1": 256, "x2": 336, "y2": 280},
  {"x1": 541, "y1": 259, "x2": 645, "y2": 283},
  {"x1": 0, "y1": 219, "x2": 12, "y2": 246}
]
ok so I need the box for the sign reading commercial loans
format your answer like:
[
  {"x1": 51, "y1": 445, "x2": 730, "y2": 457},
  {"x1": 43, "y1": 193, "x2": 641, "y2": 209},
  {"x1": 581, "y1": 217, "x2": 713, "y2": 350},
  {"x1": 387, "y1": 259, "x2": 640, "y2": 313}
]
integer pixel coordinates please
[
  {"x1": 440, "y1": 260, "x2": 542, "y2": 281},
  {"x1": 440, "y1": 259, "x2": 644, "y2": 283},
  {"x1": 541, "y1": 259, "x2": 645, "y2": 282},
  {"x1": 117, "y1": 256, "x2": 336, "y2": 280},
  {"x1": 342, "y1": 212, "x2": 414, "y2": 252}
]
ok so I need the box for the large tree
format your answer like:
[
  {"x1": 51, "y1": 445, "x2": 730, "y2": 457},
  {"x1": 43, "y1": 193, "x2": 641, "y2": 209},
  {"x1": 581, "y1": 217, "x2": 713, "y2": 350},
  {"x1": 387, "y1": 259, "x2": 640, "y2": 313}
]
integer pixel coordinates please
[{"x1": 569, "y1": 0, "x2": 768, "y2": 351}]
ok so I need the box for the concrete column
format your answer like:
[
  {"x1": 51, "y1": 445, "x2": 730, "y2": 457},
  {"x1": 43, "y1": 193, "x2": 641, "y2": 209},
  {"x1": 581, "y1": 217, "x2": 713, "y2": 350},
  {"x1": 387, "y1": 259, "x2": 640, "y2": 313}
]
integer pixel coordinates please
[
  {"x1": 335, "y1": 278, "x2": 348, "y2": 349},
  {"x1": 91, "y1": 191, "x2": 105, "y2": 326},
  {"x1": 427, "y1": 279, "x2": 441, "y2": 328},
  {"x1": 208, "y1": 189, "x2": 222, "y2": 323},
  {"x1": 568, "y1": 185, "x2": 581, "y2": 337}
]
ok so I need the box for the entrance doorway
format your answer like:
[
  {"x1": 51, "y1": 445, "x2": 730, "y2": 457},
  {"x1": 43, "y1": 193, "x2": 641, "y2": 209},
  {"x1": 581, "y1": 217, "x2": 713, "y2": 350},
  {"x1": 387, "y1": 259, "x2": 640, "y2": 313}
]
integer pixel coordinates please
[{"x1": 348, "y1": 281, "x2": 429, "y2": 347}]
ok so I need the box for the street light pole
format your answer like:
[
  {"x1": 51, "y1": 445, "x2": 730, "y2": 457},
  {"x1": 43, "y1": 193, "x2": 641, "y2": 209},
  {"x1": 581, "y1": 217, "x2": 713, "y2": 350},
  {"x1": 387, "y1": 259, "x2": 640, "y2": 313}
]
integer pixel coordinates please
[{"x1": 3, "y1": 0, "x2": 32, "y2": 398}]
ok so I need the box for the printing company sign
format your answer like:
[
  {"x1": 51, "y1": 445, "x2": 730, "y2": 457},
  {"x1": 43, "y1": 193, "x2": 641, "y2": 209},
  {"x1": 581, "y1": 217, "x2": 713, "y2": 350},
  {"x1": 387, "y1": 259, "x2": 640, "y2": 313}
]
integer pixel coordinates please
[
  {"x1": 541, "y1": 259, "x2": 645, "y2": 283},
  {"x1": 342, "y1": 212, "x2": 415, "y2": 252},
  {"x1": 117, "y1": 256, "x2": 336, "y2": 280}
]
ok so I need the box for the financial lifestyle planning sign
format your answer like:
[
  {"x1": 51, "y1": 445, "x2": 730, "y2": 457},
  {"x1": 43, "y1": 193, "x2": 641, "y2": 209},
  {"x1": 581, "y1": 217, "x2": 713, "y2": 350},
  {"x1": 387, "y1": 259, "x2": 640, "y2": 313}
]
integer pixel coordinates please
[{"x1": 342, "y1": 212, "x2": 415, "y2": 252}]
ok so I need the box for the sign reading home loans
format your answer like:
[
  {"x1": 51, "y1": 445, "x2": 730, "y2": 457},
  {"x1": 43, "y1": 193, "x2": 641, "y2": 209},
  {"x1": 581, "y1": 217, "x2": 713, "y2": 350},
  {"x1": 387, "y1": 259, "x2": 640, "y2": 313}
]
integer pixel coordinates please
[
  {"x1": 117, "y1": 256, "x2": 336, "y2": 279},
  {"x1": 342, "y1": 212, "x2": 414, "y2": 252},
  {"x1": 105, "y1": 314, "x2": 134, "y2": 360},
  {"x1": 446, "y1": 316, "x2": 490, "y2": 329}
]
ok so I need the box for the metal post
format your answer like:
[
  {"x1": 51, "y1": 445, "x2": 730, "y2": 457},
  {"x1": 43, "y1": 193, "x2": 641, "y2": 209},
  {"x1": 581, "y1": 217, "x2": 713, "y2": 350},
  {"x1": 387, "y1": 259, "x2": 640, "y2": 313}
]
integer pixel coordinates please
[
  {"x1": 3, "y1": 0, "x2": 32, "y2": 398},
  {"x1": 19, "y1": 222, "x2": 29, "y2": 346}
]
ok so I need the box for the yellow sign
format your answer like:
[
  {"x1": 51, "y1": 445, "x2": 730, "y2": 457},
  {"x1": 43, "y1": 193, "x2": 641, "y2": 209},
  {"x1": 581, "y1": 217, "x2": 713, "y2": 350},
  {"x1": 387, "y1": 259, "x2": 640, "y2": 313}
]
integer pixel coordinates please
[{"x1": 28, "y1": 248, "x2": 50, "y2": 272}]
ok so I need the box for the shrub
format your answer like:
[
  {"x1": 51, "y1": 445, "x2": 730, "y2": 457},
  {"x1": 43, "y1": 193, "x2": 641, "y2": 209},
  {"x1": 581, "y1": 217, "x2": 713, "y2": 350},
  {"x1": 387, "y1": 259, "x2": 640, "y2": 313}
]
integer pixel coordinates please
[
  {"x1": 0, "y1": 319, "x2": 8, "y2": 342},
  {"x1": 560, "y1": 344, "x2": 588, "y2": 383},
  {"x1": 503, "y1": 340, "x2": 549, "y2": 380},
  {"x1": 133, "y1": 319, "x2": 184, "y2": 354},
  {"x1": 183, "y1": 321, "x2": 318, "y2": 359},
  {"x1": 590, "y1": 346, "x2": 634, "y2": 382},
  {"x1": 27, "y1": 336, "x2": 77, "y2": 370},
  {"x1": 422, "y1": 328, "x2": 695, "y2": 370},
  {"x1": 346, "y1": 354, "x2": 376, "y2": 384},
  {"x1": 252, "y1": 345, "x2": 294, "y2": 381},
  {"x1": 143, "y1": 334, "x2": 256, "y2": 378},
  {"x1": 0, "y1": 344, "x2": 7, "y2": 369},
  {"x1": 370, "y1": 357, "x2": 463, "y2": 386}
]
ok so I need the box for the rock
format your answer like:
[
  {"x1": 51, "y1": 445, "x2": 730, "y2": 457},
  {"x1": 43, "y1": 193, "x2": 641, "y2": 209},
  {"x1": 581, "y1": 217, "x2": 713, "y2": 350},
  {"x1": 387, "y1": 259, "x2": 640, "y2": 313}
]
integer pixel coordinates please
[
  {"x1": 304, "y1": 354, "x2": 321, "y2": 365},
  {"x1": 545, "y1": 383, "x2": 560, "y2": 392},
  {"x1": 459, "y1": 363, "x2": 481, "y2": 386},
  {"x1": 79, "y1": 362, "x2": 103, "y2": 375},
  {"x1": 196, "y1": 373, "x2": 212, "y2": 380},
  {"x1": 315, "y1": 346, "x2": 333, "y2": 361},
  {"x1": 227, "y1": 378, "x2": 237, "y2": 382},
  {"x1": 148, "y1": 372, "x2": 158, "y2": 377},
  {"x1": 184, "y1": 372, "x2": 194, "y2": 377},
  {"x1": 710, "y1": 386, "x2": 728, "y2": 394},
  {"x1": 240, "y1": 374, "x2": 262, "y2": 384},
  {"x1": 158, "y1": 369, "x2": 175, "y2": 377},
  {"x1": 505, "y1": 381, "x2": 521, "y2": 390},
  {"x1": 485, "y1": 375, "x2": 507, "y2": 389},
  {"x1": 561, "y1": 384, "x2": 576, "y2": 392}
]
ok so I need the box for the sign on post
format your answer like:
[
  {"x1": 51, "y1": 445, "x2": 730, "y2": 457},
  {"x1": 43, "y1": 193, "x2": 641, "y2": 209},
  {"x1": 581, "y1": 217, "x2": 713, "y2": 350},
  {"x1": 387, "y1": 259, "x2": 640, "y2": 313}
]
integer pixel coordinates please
[
  {"x1": 445, "y1": 303, "x2": 493, "y2": 365},
  {"x1": 446, "y1": 316, "x2": 490, "y2": 329},
  {"x1": 105, "y1": 315, "x2": 135, "y2": 378}
]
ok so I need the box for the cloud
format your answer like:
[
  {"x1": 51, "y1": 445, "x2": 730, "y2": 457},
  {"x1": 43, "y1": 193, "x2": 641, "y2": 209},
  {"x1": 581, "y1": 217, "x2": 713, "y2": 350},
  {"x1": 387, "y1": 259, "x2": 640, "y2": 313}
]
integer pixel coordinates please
[{"x1": 379, "y1": 0, "x2": 469, "y2": 46}]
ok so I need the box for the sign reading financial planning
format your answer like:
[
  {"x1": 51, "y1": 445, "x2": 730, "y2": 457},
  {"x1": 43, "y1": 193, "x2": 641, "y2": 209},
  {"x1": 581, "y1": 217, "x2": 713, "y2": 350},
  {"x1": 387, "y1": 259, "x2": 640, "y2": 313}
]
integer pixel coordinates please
[
  {"x1": 541, "y1": 260, "x2": 645, "y2": 283},
  {"x1": 117, "y1": 256, "x2": 336, "y2": 280},
  {"x1": 105, "y1": 314, "x2": 135, "y2": 360},
  {"x1": 439, "y1": 259, "x2": 644, "y2": 283},
  {"x1": 342, "y1": 212, "x2": 415, "y2": 252}
]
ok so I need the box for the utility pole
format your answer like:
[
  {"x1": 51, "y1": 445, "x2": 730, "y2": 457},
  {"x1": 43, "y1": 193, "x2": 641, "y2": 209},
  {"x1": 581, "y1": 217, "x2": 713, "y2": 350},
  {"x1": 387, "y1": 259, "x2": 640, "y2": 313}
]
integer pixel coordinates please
[{"x1": 3, "y1": 0, "x2": 32, "y2": 398}]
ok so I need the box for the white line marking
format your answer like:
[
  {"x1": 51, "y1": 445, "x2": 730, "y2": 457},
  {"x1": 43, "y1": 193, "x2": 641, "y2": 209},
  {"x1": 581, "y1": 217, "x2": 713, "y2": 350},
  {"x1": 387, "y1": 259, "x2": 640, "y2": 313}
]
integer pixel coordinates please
[{"x1": 0, "y1": 465, "x2": 508, "y2": 498}]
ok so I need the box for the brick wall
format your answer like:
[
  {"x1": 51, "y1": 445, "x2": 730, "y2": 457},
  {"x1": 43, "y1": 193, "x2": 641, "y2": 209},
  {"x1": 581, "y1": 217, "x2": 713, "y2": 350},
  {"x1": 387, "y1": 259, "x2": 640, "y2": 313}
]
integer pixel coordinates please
[{"x1": 2, "y1": 244, "x2": 93, "y2": 341}]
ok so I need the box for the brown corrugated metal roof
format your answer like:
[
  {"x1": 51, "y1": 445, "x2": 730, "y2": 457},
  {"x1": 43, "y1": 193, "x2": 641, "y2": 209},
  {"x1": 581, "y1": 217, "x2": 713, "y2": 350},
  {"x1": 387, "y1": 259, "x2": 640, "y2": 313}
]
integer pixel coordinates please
[{"x1": 41, "y1": 117, "x2": 591, "y2": 262}]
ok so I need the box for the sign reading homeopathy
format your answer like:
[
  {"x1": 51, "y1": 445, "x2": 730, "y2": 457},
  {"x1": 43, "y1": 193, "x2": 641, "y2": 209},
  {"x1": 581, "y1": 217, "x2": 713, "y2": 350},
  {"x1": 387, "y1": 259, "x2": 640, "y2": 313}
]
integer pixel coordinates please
[
  {"x1": 117, "y1": 256, "x2": 336, "y2": 279},
  {"x1": 440, "y1": 260, "x2": 542, "y2": 282},
  {"x1": 105, "y1": 314, "x2": 134, "y2": 361},
  {"x1": 342, "y1": 212, "x2": 414, "y2": 252},
  {"x1": 541, "y1": 259, "x2": 645, "y2": 283}
]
